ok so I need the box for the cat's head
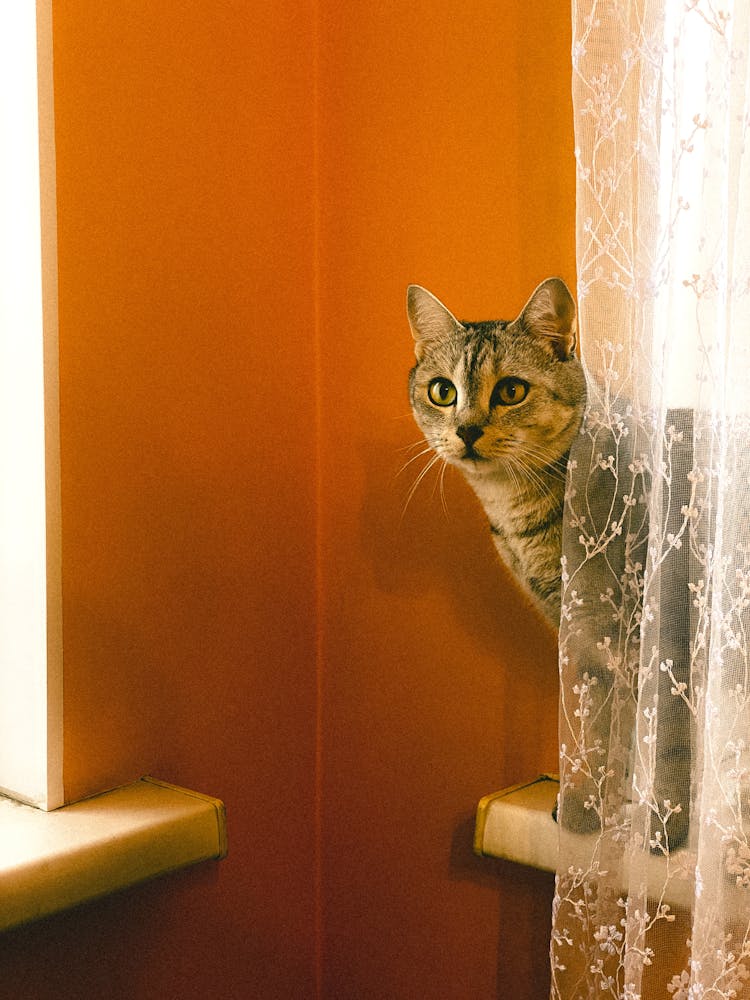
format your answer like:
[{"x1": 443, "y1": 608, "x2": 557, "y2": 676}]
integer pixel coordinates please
[{"x1": 407, "y1": 278, "x2": 586, "y2": 482}]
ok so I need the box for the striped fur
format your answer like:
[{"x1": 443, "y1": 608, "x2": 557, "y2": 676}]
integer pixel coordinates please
[{"x1": 407, "y1": 278, "x2": 586, "y2": 626}]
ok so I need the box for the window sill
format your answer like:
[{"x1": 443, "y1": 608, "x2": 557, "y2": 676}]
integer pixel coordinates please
[
  {"x1": 473, "y1": 774, "x2": 702, "y2": 909},
  {"x1": 0, "y1": 776, "x2": 227, "y2": 931},
  {"x1": 474, "y1": 774, "x2": 561, "y2": 874}
]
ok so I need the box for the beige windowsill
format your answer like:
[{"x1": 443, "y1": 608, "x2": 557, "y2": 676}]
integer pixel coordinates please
[
  {"x1": 0, "y1": 776, "x2": 227, "y2": 931},
  {"x1": 474, "y1": 774, "x2": 562, "y2": 873},
  {"x1": 474, "y1": 775, "x2": 714, "y2": 910}
]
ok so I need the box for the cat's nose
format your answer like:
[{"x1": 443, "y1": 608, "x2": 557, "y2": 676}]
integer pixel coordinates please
[{"x1": 456, "y1": 424, "x2": 483, "y2": 446}]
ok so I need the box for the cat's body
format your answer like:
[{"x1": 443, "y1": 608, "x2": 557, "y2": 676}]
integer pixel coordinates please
[{"x1": 407, "y1": 278, "x2": 691, "y2": 850}]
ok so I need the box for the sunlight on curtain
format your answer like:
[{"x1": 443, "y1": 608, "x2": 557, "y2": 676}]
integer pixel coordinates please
[{"x1": 552, "y1": 1, "x2": 750, "y2": 996}]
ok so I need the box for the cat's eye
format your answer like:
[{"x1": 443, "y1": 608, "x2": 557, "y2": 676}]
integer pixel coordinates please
[
  {"x1": 491, "y1": 377, "x2": 529, "y2": 407},
  {"x1": 428, "y1": 378, "x2": 457, "y2": 407}
]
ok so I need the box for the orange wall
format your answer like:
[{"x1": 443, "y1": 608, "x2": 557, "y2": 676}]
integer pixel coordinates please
[
  {"x1": 318, "y1": 5, "x2": 573, "y2": 997},
  {"x1": 0, "y1": 2, "x2": 573, "y2": 998}
]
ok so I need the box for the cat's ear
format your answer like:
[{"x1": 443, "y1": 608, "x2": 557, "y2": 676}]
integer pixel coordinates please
[
  {"x1": 518, "y1": 278, "x2": 577, "y2": 361},
  {"x1": 407, "y1": 285, "x2": 465, "y2": 361}
]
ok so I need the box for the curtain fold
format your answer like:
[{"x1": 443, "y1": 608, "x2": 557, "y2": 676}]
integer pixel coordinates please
[{"x1": 552, "y1": 2, "x2": 750, "y2": 996}]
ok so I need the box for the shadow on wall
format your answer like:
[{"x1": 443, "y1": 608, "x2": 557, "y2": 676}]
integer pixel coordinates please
[
  {"x1": 450, "y1": 814, "x2": 555, "y2": 1000},
  {"x1": 354, "y1": 417, "x2": 560, "y2": 1000},
  {"x1": 359, "y1": 426, "x2": 557, "y2": 671}
]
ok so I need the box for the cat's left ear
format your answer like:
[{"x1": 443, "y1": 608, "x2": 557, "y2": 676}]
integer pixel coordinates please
[{"x1": 518, "y1": 278, "x2": 577, "y2": 361}]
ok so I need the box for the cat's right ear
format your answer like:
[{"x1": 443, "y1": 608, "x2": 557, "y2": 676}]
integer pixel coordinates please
[{"x1": 407, "y1": 285, "x2": 465, "y2": 361}]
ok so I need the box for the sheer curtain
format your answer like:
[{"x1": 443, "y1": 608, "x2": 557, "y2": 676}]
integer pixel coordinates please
[{"x1": 552, "y1": 1, "x2": 750, "y2": 997}]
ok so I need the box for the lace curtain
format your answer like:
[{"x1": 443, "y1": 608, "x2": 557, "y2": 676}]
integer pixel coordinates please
[{"x1": 552, "y1": 1, "x2": 750, "y2": 997}]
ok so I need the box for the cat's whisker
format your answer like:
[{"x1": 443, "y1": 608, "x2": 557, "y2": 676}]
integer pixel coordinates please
[
  {"x1": 509, "y1": 441, "x2": 569, "y2": 481},
  {"x1": 396, "y1": 444, "x2": 436, "y2": 478},
  {"x1": 522, "y1": 463, "x2": 558, "y2": 503},
  {"x1": 502, "y1": 442, "x2": 569, "y2": 487},
  {"x1": 497, "y1": 450, "x2": 532, "y2": 488},
  {"x1": 401, "y1": 452, "x2": 443, "y2": 520},
  {"x1": 438, "y1": 459, "x2": 449, "y2": 518},
  {"x1": 515, "y1": 456, "x2": 567, "y2": 487},
  {"x1": 516, "y1": 460, "x2": 542, "y2": 494},
  {"x1": 502, "y1": 456, "x2": 522, "y2": 498},
  {"x1": 513, "y1": 441, "x2": 567, "y2": 468},
  {"x1": 429, "y1": 460, "x2": 446, "y2": 504},
  {"x1": 506, "y1": 454, "x2": 557, "y2": 504},
  {"x1": 397, "y1": 438, "x2": 432, "y2": 454}
]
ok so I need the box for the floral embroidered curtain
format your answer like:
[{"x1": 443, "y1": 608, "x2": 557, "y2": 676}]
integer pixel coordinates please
[{"x1": 553, "y1": 1, "x2": 750, "y2": 996}]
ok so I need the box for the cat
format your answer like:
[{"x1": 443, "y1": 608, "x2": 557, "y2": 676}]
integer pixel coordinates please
[
  {"x1": 407, "y1": 277, "x2": 692, "y2": 850},
  {"x1": 407, "y1": 278, "x2": 584, "y2": 626}
]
